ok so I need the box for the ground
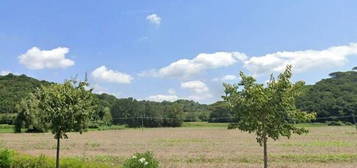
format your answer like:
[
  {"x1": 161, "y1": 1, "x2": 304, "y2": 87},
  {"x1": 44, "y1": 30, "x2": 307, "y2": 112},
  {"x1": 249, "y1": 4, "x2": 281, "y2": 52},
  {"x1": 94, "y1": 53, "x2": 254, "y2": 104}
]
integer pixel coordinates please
[{"x1": 0, "y1": 123, "x2": 356, "y2": 168}]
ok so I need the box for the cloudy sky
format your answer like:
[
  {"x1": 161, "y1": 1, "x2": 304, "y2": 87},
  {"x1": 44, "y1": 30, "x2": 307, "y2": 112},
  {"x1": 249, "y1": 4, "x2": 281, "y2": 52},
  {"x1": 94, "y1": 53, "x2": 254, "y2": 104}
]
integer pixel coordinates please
[{"x1": 1, "y1": 0, "x2": 357, "y2": 104}]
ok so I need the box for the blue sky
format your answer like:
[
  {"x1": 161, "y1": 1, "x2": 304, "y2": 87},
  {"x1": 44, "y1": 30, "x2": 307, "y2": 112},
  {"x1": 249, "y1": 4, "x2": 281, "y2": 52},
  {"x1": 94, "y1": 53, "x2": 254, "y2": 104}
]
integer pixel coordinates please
[{"x1": 1, "y1": 0, "x2": 357, "y2": 104}]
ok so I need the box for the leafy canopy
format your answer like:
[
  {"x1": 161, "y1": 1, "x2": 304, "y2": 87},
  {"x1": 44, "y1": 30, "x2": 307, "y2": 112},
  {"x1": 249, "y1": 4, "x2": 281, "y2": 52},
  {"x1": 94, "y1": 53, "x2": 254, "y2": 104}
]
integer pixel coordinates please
[
  {"x1": 223, "y1": 65, "x2": 316, "y2": 145},
  {"x1": 26, "y1": 80, "x2": 97, "y2": 139}
]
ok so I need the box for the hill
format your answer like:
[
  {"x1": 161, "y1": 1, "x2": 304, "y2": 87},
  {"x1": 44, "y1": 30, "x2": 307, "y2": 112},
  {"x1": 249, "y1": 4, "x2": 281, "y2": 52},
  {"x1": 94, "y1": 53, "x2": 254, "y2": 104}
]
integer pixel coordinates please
[
  {"x1": 0, "y1": 74, "x2": 210, "y2": 127},
  {"x1": 296, "y1": 69, "x2": 357, "y2": 122}
]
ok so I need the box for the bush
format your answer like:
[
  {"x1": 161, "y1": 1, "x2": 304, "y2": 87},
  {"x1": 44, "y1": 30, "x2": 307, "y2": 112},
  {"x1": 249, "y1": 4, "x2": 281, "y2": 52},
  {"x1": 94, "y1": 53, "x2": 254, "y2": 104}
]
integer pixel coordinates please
[
  {"x1": 11, "y1": 155, "x2": 53, "y2": 168},
  {"x1": 327, "y1": 121, "x2": 345, "y2": 126},
  {"x1": 0, "y1": 148, "x2": 114, "y2": 168},
  {"x1": 0, "y1": 149, "x2": 12, "y2": 168},
  {"x1": 122, "y1": 152, "x2": 159, "y2": 168}
]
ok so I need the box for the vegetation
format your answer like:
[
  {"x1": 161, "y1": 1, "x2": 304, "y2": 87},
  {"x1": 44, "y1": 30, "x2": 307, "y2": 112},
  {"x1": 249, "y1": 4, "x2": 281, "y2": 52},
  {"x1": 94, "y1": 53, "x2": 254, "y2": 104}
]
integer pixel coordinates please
[
  {"x1": 122, "y1": 152, "x2": 159, "y2": 168},
  {"x1": 208, "y1": 101, "x2": 232, "y2": 123},
  {"x1": 296, "y1": 68, "x2": 357, "y2": 123},
  {"x1": 1, "y1": 67, "x2": 356, "y2": 131},
  {"x1": 223, "y1": 65, "x2": 316, "y2": 168},
  {"x1": 16, "y1": 80, "x2": 97, "y2": 168},
  {"x1": 0, "y1": 148, "x2": 118, "y2": 168},
  {"x1": 1, "y1": 125, "x2": 356, "y2": 168},
  {"x1": 0, "y1": 74, "x2": 210, "y2": 128}
]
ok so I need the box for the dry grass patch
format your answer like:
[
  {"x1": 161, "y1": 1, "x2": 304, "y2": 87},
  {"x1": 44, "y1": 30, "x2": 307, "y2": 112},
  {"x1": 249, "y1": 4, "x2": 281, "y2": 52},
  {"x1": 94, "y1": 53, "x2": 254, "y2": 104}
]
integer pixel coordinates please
[{"x1": 0, "y1": 126, "x2": 356, "y2": 168}]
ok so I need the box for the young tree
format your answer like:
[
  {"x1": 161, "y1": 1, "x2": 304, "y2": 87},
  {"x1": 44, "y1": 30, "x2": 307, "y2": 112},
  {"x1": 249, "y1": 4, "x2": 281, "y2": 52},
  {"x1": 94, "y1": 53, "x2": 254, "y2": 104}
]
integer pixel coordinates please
[
  {"x1": 24, "y1": 80, "x2": 97, "y2": 168},
  {"x1": 223, "y1": 65, "x2": 316, "y2": 168}
]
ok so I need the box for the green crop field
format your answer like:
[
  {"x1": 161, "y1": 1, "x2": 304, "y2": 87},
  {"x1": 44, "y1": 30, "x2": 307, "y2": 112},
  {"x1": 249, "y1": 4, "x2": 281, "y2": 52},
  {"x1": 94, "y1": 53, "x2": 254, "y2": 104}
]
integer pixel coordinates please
[{"x1": 0, "y1": 123, "x2": 356, "y2": 168}]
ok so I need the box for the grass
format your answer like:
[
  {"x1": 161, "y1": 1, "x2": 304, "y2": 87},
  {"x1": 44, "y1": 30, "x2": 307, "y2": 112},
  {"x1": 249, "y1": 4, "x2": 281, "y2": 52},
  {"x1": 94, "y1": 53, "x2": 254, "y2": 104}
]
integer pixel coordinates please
[
  {"x1": 0, "y1": 124, "x2": 14, "y2": 133},
  {"x1": 0, "y1": 123, "x2": 357, "y2": 167},
  {"x1": 182, "y1": 122, "x2": 228, "y2": 128}
]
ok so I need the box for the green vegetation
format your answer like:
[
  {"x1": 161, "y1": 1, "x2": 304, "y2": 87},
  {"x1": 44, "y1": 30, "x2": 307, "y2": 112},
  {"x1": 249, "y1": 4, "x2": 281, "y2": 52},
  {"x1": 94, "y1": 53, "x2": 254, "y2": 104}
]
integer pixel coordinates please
[
  {"x1": 16, "y1": 80, "x2": 97, "y2": 168},
  {"x1": 207, "y1": 101, "x2": 232, "y2": 123},
  {"x1": 122, "y1": 152, "x2": 159, "y2": 168},
  {"x1": 223, "y1": 65, "x2": 316, "y2": 168},
  {"x1": 0, "y1": 67, "x2": 356, "y2": 131},
  {"x1": 297, "y1": 68, "x2": 357, "y2": 123},
  {"x1": 0, "y1": 148, "x2": 118, "y2": 168},
  {"x1": 182, "y1": 122, "x2": 228, "y2": 128},
  {"x1": 0, "y1": 148, "x2": 161, "y2": 168}
]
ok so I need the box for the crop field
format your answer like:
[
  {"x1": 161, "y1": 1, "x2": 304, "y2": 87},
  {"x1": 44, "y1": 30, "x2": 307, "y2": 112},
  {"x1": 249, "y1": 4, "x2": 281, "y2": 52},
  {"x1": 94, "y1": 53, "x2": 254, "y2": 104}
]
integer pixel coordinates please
[{"x1": 0, "y1": 123, "x2": 357, "y2": 168}]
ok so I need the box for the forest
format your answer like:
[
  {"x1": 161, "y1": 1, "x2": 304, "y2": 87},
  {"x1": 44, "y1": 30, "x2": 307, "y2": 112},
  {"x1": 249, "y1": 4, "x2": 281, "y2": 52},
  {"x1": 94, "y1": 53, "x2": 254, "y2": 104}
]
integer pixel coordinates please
[{"x1": 0, "y1": 67, "x2": 356, "y2": 130}]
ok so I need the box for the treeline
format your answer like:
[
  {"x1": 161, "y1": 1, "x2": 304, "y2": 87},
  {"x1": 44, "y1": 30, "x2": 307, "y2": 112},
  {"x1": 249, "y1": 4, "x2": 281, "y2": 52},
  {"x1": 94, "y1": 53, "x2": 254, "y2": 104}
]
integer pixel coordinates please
[
  {"x1": 1, "y1": 67, "x2": 357, "y2": 128},
  {"x1": 96, "y1": 95, "x2": 212, "y2": 127},
  {"x1": 0, "y1": 74, "x2": 218, "y2": 129},
  {"x1": 296, "y1": 68, "x2": 357, "y2": 123}
]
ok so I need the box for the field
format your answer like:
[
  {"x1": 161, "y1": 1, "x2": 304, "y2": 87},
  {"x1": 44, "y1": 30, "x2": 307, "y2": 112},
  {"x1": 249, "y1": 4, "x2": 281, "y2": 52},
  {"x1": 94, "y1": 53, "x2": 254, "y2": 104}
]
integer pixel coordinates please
[{"x1": 0, "y1": 123, "x2": 357, "y2": 168}]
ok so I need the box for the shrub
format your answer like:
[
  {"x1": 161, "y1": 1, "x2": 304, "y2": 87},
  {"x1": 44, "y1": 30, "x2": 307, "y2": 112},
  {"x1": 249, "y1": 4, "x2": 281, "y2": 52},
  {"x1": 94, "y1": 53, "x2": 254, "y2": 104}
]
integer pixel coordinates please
[
  {"x1": 0, "y1": 149, "x2": 12, "y2": 168},
  {"x1": 122, "y1": 152, "x2": 159, "y2": 168},
  {"x1": 344, "y1": 122, "x2": 353, "y2": 126},
  {"x1": 327, "y1": 121, "x2": 345, "y2": 126},
  {"x1": 11, "y1": 155, "x2": 53, "y2": 168},
  {"x1": 0, "y1": 148, "x2": 114, "y2": 168}
]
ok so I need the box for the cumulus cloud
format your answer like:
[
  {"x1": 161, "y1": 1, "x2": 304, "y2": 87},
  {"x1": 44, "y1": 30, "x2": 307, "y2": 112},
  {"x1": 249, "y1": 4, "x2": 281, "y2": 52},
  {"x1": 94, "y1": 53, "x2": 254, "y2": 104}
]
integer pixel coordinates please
[
  {"x1": 0, "y1": 71, "x2": 11, "y2": 76},
  {"x1": 212, "y1": 74, "x2": 239, "y2": 82},
  {"x1": 244, "y1": 43, "x2": 357, "y2": 75},
  {"x1": 140, "y1": 52, "x2": 247, "y2": 79},
  {"x1": 19, "y1": 47, "x2": 74, "y2": 70},
  {"x1": 92, "y1": 66, "x2": 133, "y2": 84},
  {"x1": 147, "y1": 94, "x2": 179, "y2": 102},
  {"x1": 146, "y1": 14, "x2": 161, "y2": 25},
  {"x1": 181, "y1": 80, "x2": 212, "y2": 101},
  {"x1": 89, "y1": 84, "x2": 120, "y2": 98},
  {"x1": 181, "y1": 80, "x2": 209, "y2": 93}
]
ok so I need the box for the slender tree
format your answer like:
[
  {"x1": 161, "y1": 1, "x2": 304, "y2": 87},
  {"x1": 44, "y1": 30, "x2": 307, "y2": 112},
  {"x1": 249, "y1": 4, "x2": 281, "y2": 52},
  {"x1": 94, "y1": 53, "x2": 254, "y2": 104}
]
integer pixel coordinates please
[
  {"x1": 24, "y1": 80, "x2": 97, "y2": 168},
  {"x1": 223, "y1": 65, "x2": 316, "y2": 168}
]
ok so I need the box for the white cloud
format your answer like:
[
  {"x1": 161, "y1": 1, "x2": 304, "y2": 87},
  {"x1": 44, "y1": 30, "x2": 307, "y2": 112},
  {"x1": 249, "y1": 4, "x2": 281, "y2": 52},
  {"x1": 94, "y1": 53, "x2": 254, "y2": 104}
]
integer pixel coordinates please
[
  {"x1": 181, "y1": 80, "x2": 209, "y2": 93},
  {"x1": 0, "y1": 71, "x2": 11, "y2": 76},
  {"x1": 92, "y1": 66, "x2": 133, "y2": 84},
  {"x1": 90, "y1": 84, "x2": 120, "y2": 97},
  {"x1": 212, "y1": 74, "x2": 239, "y2": 82},
  {"x1": 168, "y1": 88, "x2": 176, "y2": 95},
  {"x1": 181, "y1": 80, "x2": 212, "y2": 101},
  {"x1": 147, "y1": 94, "x2": 179, "y2": 102},
  {"x1": 146, "y1": 14, "x2": 161, "y2": 25},
  {"x1": 244, "y1": 43, "x2": 357, "y2": 75},
  {"x1": 19, "y1": 47, "x2": 74, "y2": 70},
  {"x1": 141, "y1": 52, "x2": 247, "y2": 79}
]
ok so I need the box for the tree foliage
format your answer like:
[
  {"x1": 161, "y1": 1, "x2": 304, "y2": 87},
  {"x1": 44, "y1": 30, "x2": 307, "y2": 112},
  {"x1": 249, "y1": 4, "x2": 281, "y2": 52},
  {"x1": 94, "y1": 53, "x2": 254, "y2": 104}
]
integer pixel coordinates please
[
  {"x1": 18, "y1": 80, "x2": 97, "y2": 168},
  {"x1": 223, "y1": 65, "x2": 316, "y2": 168},
  {"x1": 21, "y1": 80, "x2": 97, "y2": 138},
  {"x1": 111, "y1": 99, "x2": 185, "y2": 127},
  {"x1": 296, "y1": 70, "x2": 357, "y2": 122},
  {"x1": 208, "y1": 101, "x2": 232, "y2": 123},
  {"x1": 0, "y1": 74, "x2": 50, "y2": 115}
]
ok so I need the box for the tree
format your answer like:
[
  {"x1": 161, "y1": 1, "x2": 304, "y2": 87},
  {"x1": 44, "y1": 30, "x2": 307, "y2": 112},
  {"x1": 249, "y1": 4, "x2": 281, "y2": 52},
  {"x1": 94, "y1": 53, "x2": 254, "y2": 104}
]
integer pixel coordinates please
[
  {"x1": 208, "y1": 101, "x2": 232, "y2": 123},
  {"x1": 296, "y1": 70, "x2": 357, "y2": 123},
  {"x1": 23, "y1": 80, "x2": 97, "y2": 168},
  {"x1": 223, "y1": 65, "x2": 316, "y2": 168}
]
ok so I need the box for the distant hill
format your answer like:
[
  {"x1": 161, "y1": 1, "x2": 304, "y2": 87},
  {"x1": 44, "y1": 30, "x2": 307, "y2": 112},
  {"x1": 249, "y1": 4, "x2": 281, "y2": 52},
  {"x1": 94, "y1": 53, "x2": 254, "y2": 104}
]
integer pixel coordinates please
[
  {"x1": 296, "y1": 69, "x2": 357, "y2": 122},
  {"x1": 1, "y1": 67, "x2": 356, "y2": 125},
  {"x1": 0, "y1": 74, "x2": 210, "y2": 126},
  {"x1": 0, "y1": 74, "x2": 51, "y2": 114}
]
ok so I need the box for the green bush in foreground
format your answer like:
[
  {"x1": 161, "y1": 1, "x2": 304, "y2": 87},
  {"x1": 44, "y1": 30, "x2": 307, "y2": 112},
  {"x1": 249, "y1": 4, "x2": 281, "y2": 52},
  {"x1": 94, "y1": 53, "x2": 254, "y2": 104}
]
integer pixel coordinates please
[
  {"x1": 0, "y1": 148, "x2": 115, "y2": 168},
  {"x1": 0, "y1": 149, "x2": 12, "y2": 168},
  {"x1": 123, "y1": 152, "x2": 159, "y2": 168}
]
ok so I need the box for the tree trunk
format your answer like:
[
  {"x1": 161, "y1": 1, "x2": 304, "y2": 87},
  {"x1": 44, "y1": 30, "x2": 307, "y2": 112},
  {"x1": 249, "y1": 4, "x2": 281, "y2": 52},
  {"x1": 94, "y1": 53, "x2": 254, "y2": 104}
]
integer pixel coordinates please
[
  {"x1": 263, "y1": 138, "x2": 268, "y2": 168},
  {"x1": 56, "y1": 137, "x2": 60, "y2": 168}
]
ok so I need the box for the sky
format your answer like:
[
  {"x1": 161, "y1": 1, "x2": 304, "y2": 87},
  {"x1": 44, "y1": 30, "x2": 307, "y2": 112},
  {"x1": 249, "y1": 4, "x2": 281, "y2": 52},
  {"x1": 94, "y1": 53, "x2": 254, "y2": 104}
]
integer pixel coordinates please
[{"x1": 1, "y1": 0, "x2": 357, "y2": 104}]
